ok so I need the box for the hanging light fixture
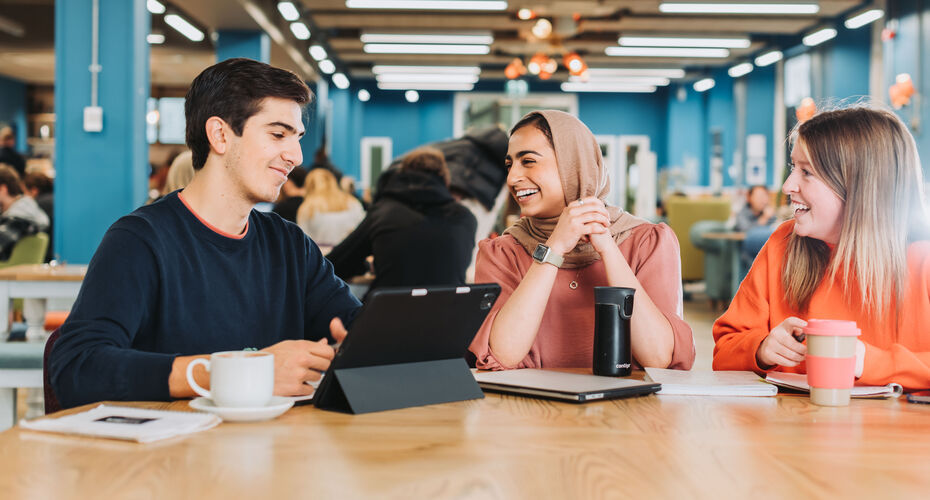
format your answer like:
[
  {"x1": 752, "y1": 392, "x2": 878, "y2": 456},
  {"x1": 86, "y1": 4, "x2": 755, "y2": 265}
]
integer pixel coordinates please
[
  {"x1": 528, "y1": 53, "x2": 547, "y2": 75},
  {"x1": 505, "y1": 58, "x2": 527, "y2": 79},
  {"x1": 562, "y1": 52, "x2": 587, "y2": 76},
  {"x1": 531, "y1": 18, "x2": 552, "y2": 38}
]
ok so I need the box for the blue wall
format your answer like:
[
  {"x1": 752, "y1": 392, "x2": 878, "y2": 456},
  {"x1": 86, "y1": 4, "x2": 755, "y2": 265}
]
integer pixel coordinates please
[
  {"x1": 744, "y1": 65, "x2": 776, "y2": 185},
  {"x1": 578, "y1": 89, "x2": 668, "y2": 169},
  {"x1": 885, "y1": 2, "x2": 930, "y2": 171},
  {"x1": 666, "y1": 84, "x2": 707, "y2": 184},
  {"x1": 0, "y1": 75, "x2": 27, "y2": 154},
  {"x1": 706, "y1": 68, "x2": 735, "y2": 186},
  {"x1": 55, "y1": 0, "x2": 149, "y2": 263},
  {"x1": 822, "y1": 22, "x2": 872, "y2": 101}
]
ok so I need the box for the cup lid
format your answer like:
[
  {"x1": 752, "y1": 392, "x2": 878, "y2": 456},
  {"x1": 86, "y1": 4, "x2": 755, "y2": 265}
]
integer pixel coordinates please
[{"x1": 803, "y1": 319, "x2": 861, "y2": 337}]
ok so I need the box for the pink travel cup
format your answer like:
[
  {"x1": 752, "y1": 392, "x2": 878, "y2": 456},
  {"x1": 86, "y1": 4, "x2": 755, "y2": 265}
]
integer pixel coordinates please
[{"x1": 804, "y1": 319, "x2": 861, "y2": 406}]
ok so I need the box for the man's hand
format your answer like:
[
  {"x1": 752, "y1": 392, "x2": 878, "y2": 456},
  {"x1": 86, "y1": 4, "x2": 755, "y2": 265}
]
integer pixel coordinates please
[
  {"x1": 262, "y1": 339, "x2": 335, "y2": 397},
  {"x1": 756, "y1": 317, "x2": 808, "y2": 369}
]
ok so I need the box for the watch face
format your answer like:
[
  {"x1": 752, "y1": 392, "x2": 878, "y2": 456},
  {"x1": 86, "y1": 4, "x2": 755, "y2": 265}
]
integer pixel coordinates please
[{"x1": 533, "y1": 244, "x2": 549, "y2": 262}]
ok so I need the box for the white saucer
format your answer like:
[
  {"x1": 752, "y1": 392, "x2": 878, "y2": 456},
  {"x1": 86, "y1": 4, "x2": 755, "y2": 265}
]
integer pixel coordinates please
[{"x1": 189, "y1": 396, "x2": 294, "y2": 422}]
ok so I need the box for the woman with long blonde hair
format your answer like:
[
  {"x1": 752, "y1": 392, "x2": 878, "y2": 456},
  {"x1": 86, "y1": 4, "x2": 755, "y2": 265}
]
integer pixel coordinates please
[
  {"x1": 296, "y1": 168, "x2": 364, "y2": 246},
  {"x1": 713, "y1": 106, "x2": 930, "y2": 389}
]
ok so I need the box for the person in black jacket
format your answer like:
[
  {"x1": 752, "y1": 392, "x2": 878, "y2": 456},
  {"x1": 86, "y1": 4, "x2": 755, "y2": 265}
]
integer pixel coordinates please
[{"x1": 327, "y1": 147, "x2": 477, "y2": 300}]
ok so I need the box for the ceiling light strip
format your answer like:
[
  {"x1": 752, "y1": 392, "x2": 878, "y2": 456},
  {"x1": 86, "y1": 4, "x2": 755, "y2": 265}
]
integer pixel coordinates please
[
  {"x1": 361, "y1": 33, "x2": 493, "y2": 44},
  {"x1": 560, "y1": 82, "x2": 657, "y2": 93},
  {"x1": 658, "y1": 3, "x2": 819, "y2": 15},
  {"x1": 377, "y1": 82, "x2": 475, "y2": 90},
  {"x1": 364, "y1": 44, "x2": 490, "y2": 54},
  {"x1": 347, "y1": 0, "x2": 508, "y2": 11},
  {"x1": 618, "y1": 36, "x2": 750, "y2": 48},
  {"x1": 605, "y1": 46, "x2": 729, "y2": 58},
  {"x1": 372, "y1": 65, "x2": 481, "y2": 74}
]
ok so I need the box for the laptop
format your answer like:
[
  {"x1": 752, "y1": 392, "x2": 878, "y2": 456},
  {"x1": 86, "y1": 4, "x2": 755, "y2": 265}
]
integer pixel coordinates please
[
  {"x1": 312, "y1": 284, "x2": 501, "y2": 413},
  {"x1": 474, "y1": 369, "x2": 661, "y2": 403}
]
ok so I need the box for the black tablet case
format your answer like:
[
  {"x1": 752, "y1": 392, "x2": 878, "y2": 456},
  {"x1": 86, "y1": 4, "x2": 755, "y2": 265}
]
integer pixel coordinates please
[{"x1": 314, "y1": 284, "x2": 500, "y2": 414}]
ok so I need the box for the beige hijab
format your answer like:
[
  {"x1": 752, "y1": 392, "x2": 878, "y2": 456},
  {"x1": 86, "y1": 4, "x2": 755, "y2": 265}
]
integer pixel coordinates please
[{"x1": 504, "y1": 110, "x2": 647, "y2": 268}]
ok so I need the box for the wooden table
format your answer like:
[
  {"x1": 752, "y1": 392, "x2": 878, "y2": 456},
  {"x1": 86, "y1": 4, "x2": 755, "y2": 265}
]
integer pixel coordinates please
[
  {"x1": 701, "y1": 231, "x2": 746, "y2": 301},
  {"x1": 0, "y1": 264, "x2": 86, "y2": 341},
  {"x1": 1, "y1": 390, "x2": 929, "y2": 498}
]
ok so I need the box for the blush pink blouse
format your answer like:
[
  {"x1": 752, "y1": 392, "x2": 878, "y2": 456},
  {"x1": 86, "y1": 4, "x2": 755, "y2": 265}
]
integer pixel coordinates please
[{"x1": 469, "y1": 223, "x2": 695, "y2": 370}]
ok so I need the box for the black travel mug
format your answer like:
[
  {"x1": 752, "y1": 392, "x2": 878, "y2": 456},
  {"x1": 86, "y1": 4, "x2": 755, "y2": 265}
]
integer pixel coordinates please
[{"x1": 593, "y1": 286, "x2": 635, "y2": 377}]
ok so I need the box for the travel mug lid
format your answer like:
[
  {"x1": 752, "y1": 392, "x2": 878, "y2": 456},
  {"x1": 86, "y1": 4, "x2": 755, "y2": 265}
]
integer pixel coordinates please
[
  {"x1": 803, "y1": 319, "x2": 861, "y2": 337},
  {"x1": 594, "y1": 286, "x2": 635, "y2": 305}
]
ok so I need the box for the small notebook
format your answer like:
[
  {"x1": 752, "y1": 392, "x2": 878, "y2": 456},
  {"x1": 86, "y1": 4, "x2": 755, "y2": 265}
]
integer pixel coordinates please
[
  {"x1": 764, "y1": 372, "x2": 904, "y2": 399},
  {"x1": 645, "y1": 367, "x2": 777, "y2": 396},
  {"x1": 20, "y1": 405, "x2": 222, "y2": 443}
]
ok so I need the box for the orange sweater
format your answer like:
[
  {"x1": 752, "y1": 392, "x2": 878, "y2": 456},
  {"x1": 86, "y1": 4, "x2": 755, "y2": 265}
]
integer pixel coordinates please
[{"x1": 713, "y1": 221, "x2": 930, "y2": 390}]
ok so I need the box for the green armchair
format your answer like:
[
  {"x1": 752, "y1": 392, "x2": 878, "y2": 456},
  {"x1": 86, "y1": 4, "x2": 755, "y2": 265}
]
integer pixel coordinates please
[{"x1": 0, "y1": 233, "x2": 50, "y2": 269}]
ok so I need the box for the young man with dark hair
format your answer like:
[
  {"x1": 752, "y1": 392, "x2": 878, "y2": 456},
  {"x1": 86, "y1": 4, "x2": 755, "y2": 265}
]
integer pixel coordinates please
[
  {"x1": 50, "y1": 58, "x2": 361, "y2": 409},
  {"x1": 0, "y1": 165, "x2": 49, "y2": 259}
]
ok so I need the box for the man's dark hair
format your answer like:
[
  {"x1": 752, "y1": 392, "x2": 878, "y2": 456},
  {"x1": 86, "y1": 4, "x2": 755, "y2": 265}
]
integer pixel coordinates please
[
  {"x1": 23, "y1": 173, "x2": 53, "y2": 195},
  {"x1": 401, "y1": 146, "x2": 451, "y2": 187},
  {"x1": 185, "y1": 58, "x2": 313, "y2": 169},
  {"x1": 0, "y1": 165, "x2": 23, "y2": 196},
  {"x1": 510, "y1": 112, "x2": 554, "y2": 148}
]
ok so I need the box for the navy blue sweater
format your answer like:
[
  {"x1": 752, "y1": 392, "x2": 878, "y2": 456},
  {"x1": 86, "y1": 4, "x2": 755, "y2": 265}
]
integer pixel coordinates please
[{"x1": 50, "y1": 192, "x2": 361, "y2": 408}]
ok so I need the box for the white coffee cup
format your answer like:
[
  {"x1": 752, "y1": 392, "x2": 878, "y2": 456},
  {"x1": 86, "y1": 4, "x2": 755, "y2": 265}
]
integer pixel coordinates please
[{"x1": 186, "y1": 351, "x2": 274, "y2": 408}]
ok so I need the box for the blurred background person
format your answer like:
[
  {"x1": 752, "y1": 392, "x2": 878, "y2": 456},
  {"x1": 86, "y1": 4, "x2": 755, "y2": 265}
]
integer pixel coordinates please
[
  {"x1": 734, "y1": 185, "x2": 776, "y2": 232},
  {"x1": 327, "y1": 146, "x2": 476, "y2": 300},
  {"x1": 735, "y1": 185, "x2": 778, "y2": 278},
  {"x1": 23, "y1": 172, "x2": 54, "y2": 262},
  {"x1": 0, "y1": 125, "x2": 25, "y2": 176},
  {"x1": 272, "y1": 166, "x2": 308, "y2": 223},
  {"x1": 162, "y1": 150, "x2": 195, "y2": 197},
  {"x1": 296, "y1": 167, "x2": 364, "y2": 247},
  {"x1": 0, "y1": 165, "x2": 49, "y2": 259}
]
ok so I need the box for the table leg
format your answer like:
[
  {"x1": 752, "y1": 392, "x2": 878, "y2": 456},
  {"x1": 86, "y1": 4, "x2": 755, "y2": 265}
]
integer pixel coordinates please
[
  {"x1": 729, "y1": 240, "x2": 741, "y2": 303},
  {"x1": 25, "y1": 388, "x2": 43, "y2": 419},
  {"x1": 0, "y1": 387, "x2": 16, "y2": 431},
  {"x1": 23, "y1": 298, "x2": 47, "y2": 342}
]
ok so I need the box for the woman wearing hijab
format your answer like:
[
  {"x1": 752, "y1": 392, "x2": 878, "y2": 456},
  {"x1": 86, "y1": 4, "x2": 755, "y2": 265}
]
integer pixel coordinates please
[{"x1": 469, "y1": 111, "x2": 695, "y2": 370}]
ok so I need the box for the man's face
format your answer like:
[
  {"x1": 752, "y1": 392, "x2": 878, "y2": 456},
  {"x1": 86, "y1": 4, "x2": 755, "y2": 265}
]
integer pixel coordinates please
[{"x1": 224, "y1": 97, "x2": 304, "y2": 204}]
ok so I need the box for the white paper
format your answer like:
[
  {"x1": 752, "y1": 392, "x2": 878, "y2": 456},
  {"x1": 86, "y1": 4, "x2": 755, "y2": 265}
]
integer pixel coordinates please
[
  {"x1": 20, "y1": 405, "x2": 222, "y2": 443},
  {"x1": 645, "y1": 368, "x2": 777, "y2": 396},
  {"x1": 764, "y1": 372, "x2": 903, "y2": 398}
]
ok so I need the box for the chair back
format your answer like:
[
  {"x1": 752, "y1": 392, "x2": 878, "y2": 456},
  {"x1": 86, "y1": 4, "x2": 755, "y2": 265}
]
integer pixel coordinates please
[
  {"x1": 0, "y1": 232, "x2": 49, "y2": 269},
  {"x1": 43, "y1": 328, "x2": 62, "y2": 415},
  {"x1": 666, "y1": 198, "x2": 731, "y2": 281}
]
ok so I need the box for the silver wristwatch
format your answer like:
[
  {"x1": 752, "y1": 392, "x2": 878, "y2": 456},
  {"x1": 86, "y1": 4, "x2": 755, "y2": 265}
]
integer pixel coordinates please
[{"x1": 532, "y1": 243, "x2": 564, "y2": 268}]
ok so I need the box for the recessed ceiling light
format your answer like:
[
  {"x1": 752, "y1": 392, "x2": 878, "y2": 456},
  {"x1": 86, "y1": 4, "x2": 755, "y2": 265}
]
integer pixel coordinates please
[
  {"x1": 803, "y1": 28, "x2": 837, "y2": 47},
  {"x1": 845, "y1": 9, "x2": 884, "y2": 29},
  {"x1": 727, "y1": 62, "x2": 753, "y2": 78},
  {"x1": 659, "y1": 3, "x2": 819, "y2": 15},
  {"x1": 569, "y1": 75, "x2": 671, "y2": 86},
  {"x1": 754, "y1": 50, "x2": 782, "y2": 67},
  {"x1": 147, "y1": 33, "x2": 165, "y2": 44},
  {"x1": 318, "y1": 59, "x2": 336, "y2": 74},
  {"x1": 363, "y1": 44, "x2": 490, "y2": 54},
  {"x1": 693, "y1": 78, "x2": 715, "y2": 92},
  {"x1": 606, "y1": 47, "x2": 729, "y2": 58},
  {"x1": 618, "y1": 36, "x2": 750, "y2": 48},
  {"x1": 347, "y1": 0, "x2": 507, "y2": 10},
  {"x1": 332, "y1": 73, "x2": 350, "y2": 89},
  {"x1": 517, "y1": 8, "x2": 533, "y2": 20},
  {"x1": 164, "y1": 14, "x2": 204, "y2": 42},
  {"x1": 277, "y1": 1, "x2": 300, "y2": 21},
  {"x1": 290, "y1": 22, "x2": 311, "y2": 40},
  {"x1": 147, "y1": 0, "x2": 166, "y2": 14},
  {"x1": 358, "y1": 89, "x2": 371, "y2": 102},
  {"x1": 405, "y1": 90, "x2": 420, "y2": 102},
  {"x1": 309, "y1": 45, "x2": 328, "y2": 61}
]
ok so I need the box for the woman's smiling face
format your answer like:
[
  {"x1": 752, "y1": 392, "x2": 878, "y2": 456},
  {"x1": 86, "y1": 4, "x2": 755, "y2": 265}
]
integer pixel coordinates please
[
  {"x1": 782, "y1": 140, "x2": 845, "y2": 244},
  {"x1": 505, "y1": 126, "x2": 566, "y2": 218}
]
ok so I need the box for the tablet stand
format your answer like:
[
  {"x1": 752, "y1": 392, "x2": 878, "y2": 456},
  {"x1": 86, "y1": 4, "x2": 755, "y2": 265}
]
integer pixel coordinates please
[{"x1": 314, "y1": 358, "x2": 484, "y2": 414}]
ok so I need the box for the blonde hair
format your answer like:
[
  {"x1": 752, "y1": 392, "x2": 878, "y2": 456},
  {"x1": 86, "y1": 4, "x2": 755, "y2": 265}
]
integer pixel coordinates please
[
  {"x1": 783, "y1": 106, "x2": 929, "y2": 319},
  {"x1": 297, "y1": 168, "x2": 355, "y2": 220},
  {"x1": 163, "y1": 151, "x2": 195, "y2": 194}
]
